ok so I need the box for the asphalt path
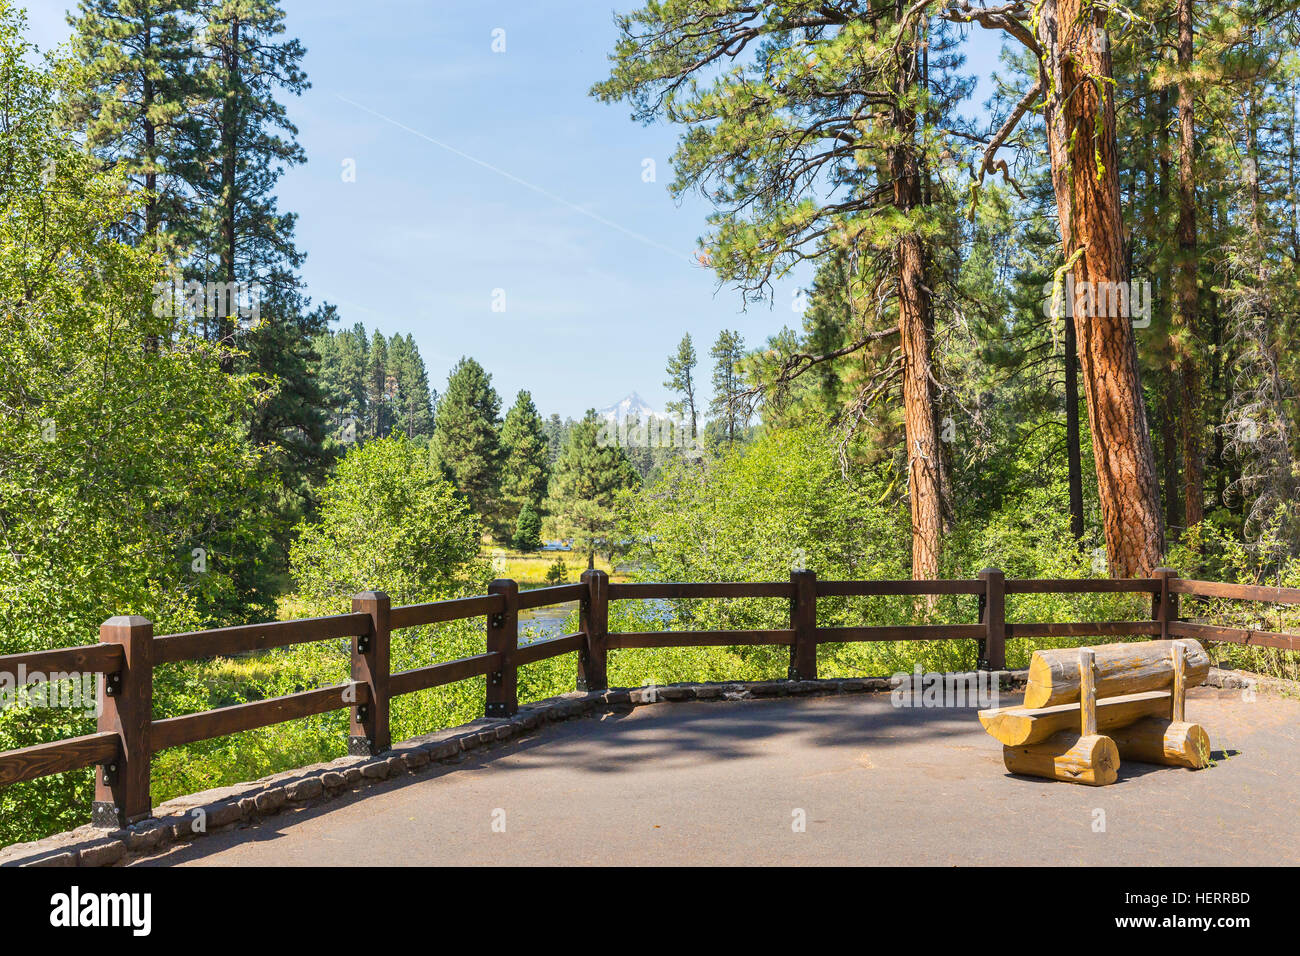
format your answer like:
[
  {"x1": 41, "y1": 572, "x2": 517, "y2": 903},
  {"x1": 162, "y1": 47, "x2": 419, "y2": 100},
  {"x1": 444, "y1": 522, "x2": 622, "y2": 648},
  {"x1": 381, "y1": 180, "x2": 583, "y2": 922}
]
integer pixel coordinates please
[{"x1": 134, "y1": 685, "x2": 1299, "y2": 866}]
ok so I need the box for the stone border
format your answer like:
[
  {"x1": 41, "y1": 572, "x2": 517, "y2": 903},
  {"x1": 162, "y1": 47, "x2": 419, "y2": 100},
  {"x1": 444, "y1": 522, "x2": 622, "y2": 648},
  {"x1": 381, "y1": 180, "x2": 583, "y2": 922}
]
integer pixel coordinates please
[
  {"x1": 1206, "y1": 665, "x2": 1300, "y2": 698},
  {"x1": 0, "y1": 667, "x2": 1059, "y2": 868}
]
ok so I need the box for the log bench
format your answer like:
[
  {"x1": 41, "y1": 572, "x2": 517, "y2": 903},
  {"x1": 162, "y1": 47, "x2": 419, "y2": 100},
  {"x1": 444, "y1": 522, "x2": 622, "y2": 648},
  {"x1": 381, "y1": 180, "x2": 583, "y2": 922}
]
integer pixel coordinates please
[{"x1": 978, "y1": 639, "x2": 1212, "y2": 786}]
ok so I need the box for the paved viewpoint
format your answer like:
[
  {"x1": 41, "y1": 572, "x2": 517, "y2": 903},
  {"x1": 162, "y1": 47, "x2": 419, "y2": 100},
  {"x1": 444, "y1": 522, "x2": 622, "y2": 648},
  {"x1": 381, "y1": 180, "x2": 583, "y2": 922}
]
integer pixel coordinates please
[{"x1": 135, "y1": 686, "x2": 1300, "y2": 867}]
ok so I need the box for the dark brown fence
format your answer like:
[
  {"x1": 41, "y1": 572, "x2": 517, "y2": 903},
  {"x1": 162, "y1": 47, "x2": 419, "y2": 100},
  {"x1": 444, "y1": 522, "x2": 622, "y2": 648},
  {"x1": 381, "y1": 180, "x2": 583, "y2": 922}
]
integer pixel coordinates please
[{"x1": 0, "y1": 566, "x2": 1294, "y2": 828}]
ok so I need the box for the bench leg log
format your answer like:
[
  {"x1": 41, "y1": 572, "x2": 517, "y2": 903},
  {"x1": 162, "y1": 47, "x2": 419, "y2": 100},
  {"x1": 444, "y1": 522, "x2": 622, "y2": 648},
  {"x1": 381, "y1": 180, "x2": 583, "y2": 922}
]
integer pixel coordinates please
[
  {"x1": 1110, "y1": 717, "x2": 1211, "y2": 769},
  {"x1": 1002, "y1": 732, "x2": 1120, "y2": 786}
]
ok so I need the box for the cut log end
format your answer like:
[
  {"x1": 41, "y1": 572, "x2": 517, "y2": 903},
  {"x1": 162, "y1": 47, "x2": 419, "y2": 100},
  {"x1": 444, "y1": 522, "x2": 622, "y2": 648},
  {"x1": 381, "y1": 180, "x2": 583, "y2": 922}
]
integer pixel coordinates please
[
  {"x1": 1110, "y1": 717, "x2": 1211, "y2": 770},
  {"x1": 1002, "y1": 732, "x2": 1119, "y2": 786}
]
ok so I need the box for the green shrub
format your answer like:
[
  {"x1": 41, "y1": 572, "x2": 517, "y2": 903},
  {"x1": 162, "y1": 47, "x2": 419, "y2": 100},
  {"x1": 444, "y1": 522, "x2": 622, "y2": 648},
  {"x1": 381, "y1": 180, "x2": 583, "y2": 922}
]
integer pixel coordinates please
[{"x1": 289, "y1": 435, "x2": 490, "y2": 609}]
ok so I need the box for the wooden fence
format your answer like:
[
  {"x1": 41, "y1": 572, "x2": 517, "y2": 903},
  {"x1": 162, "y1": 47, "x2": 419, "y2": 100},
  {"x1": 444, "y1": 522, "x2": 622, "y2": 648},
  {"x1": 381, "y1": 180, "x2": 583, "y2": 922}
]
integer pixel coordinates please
[{"x1": 0, "y1": 567, "x2": 1296, "y2": 828}]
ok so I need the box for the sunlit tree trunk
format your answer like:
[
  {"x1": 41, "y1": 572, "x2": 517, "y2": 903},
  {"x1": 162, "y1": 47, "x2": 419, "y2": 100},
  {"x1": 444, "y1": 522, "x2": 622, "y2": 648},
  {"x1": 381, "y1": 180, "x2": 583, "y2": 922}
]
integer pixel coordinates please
[
  {"x1": 1036, "y1": 0, "x2": 1164, "y2": 575},
  {"x1": 893, "y1": 2, "x2": 948, "y2": 580}
]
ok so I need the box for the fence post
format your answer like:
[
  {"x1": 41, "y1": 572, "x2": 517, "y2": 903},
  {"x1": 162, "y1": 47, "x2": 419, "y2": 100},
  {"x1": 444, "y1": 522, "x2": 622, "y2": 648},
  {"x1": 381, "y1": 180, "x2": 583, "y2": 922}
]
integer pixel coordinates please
[
  {"x1": 92, "y1": 615, "x2": 153, "y2": 828},
  {"x1": 349, "y1": 591, "x2": 391, "y2": 756},
  {"x1": 578, "y1": 568, "x2": 608, "y2": 692},
  {"x1": 486, "y1": 579, "x2": 519, "y2": 717},
  {"x1": 789, "y1": 569, "x2": 817, "y2": 680},
  {"x1": 1153, "y1": 567, "x2": 1178, "y2": 641},
  {"x1": 977, "y1": 568, "x2": 1006, "y2": 671}
]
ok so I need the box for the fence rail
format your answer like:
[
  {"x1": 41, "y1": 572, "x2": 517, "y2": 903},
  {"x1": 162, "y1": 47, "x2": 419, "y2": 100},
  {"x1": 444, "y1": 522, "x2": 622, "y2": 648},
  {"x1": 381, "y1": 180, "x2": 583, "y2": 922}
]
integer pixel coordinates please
[
  {"x1": 0, "y1": 568, "x2": 1294, "y2": 828},
  {"x1": 1169, "y1": 578, "x2": 1300, "y2": 604},
  {"x1": 153, "y1": 613, "x2": 371, "y2": 664}
]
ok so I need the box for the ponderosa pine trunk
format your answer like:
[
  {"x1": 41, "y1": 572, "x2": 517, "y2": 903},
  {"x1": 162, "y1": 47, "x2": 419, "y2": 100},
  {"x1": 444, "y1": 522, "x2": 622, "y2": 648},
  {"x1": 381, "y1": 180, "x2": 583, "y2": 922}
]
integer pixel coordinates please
[
  {"x1": 893, "y1": 4, "x2": 948, "y2": 580},
  {"x1": 898, "y1": 231, "x2": 946, "y2": 579},
  {"x1": 1036, "y1": 0, "x2": 1164, "y2": 576},
  {"x1": 1176, "y1": 0, "x2": 1204, "y2": 534}
]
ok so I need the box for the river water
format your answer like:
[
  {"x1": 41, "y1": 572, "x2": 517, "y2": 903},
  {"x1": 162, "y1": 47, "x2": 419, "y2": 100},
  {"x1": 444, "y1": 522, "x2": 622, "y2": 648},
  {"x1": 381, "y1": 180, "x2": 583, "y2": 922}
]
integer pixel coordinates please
[
  {"x1": 517, "y1": 585, "x2": 670, "y2": 641},
  {"x1": 518, "y1": 600, "x2": 580, "y2": 640}
]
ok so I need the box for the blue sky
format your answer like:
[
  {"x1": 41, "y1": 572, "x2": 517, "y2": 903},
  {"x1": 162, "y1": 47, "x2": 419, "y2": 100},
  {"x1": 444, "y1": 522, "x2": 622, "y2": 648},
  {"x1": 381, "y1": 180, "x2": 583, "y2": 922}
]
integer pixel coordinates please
[{"x1": 26, "y1": 1, "x2": 1008, "y2": 420}]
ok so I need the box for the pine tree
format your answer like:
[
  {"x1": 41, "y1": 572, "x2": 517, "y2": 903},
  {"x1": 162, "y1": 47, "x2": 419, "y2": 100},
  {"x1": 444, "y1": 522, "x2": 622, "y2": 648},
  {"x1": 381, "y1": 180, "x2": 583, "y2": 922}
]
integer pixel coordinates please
[
  {"x1": 663, "y1": 333, "x2": 698, "y2": 436},
  {"x1": 594, "y1": 3, "x2": 969, "y2": 578},
  {"x1": 0, "y1": 6, "x2": 288, "y2": 842},
  {"x1": 86, "y1": 0, "x2": 332, "y2": 579},
  {"x1": 64, "y1": 0, "x2": 197, "y2": 249},
  {"x1": 543, "y1": 413, "x2": 567, "y2": 464},
  {"x1": 388, "y1": 333, "x2": 434, "y2": 440},
  {"x1": 433, "y1": 357, "x2": 502, "y2": 529},
  {"x1": 498, "y1": 390, "x2": 550, "y2": 531},
  {"x1": 314, "y1": 314, "x2": 366, "y2": 443},
  {"x1": 315, "y1": 322, "x2": 436, "y2": 446},
  {"x1": 68, "y1": 1, "x2": 330, "y2": 594},
  {"x1": 1209, "y1": 3, "x2": 1300, "y2": 545},
  {"x1": 338, "y1": 322, "x2": 370, "y2": 441},
  {"x1": 187, "y1": 0, "x2": 307, "y2": 319},
  {"x1": 186, "y1": 0, "x2": 331, "y2": 531},
  {"x1": 709, "y1": 330, "x2": 747, "y2": 444},
  {"x1": 948, "y1": 0, "x2": 1164, "y2": 574},
  {"x1": 366, "y1": 329, "x2": 390, "y2": 439},
  {"x1": 544, "y1": 410, "x2": 639, "y2": 568},
  {"x1": 512, "y1": 504, "x2": 543, "y2": 552}
]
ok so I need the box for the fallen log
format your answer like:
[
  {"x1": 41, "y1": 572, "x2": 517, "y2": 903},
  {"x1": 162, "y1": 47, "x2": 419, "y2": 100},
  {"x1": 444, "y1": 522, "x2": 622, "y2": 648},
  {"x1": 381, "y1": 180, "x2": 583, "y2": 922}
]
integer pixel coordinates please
[
  {"x1": 1002, "y1": 732, "x2": 1120, "y2": 786},
  {"x1": 979, "y1": 690, "x2": 1170, "y2": 746},
  {"x1": 1110, "y1": 717, "x2": 1211, "y2": 769},
  {"x1": 1024, "y1": 639, "x2": 1209, "y2": 708}
]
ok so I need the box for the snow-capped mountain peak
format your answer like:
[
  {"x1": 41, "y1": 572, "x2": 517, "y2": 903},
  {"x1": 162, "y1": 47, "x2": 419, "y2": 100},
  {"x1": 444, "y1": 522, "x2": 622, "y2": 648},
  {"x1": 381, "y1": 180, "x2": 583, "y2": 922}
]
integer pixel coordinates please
[{"x1": 598, "y1": 392, "x2": 664, "y2": 422}]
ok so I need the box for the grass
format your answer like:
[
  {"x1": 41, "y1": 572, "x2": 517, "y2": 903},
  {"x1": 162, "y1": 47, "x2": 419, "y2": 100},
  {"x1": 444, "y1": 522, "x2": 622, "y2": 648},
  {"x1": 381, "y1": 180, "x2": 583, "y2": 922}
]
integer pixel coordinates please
[{"x1": 483, "y1": 548, "x2": 628, "y2": 586}]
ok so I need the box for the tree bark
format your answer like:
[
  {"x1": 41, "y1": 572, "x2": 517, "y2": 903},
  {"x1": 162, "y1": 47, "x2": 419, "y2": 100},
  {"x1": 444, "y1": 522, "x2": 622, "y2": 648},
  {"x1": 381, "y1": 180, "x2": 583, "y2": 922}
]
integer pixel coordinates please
[
  {"x1": 1176, "y1": 0, "x2": 1204, "y2": 534},
  {"x1": 893, "y1": 2, "x2": 948, "y2": 580},
  {"x1": 1036, "y1": 0, "x2": 1164, "y2": 576}
]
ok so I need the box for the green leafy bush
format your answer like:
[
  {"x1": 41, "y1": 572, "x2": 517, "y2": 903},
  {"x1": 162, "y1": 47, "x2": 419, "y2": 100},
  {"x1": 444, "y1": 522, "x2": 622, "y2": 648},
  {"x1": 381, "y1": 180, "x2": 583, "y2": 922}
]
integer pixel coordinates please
[
  {"x1": 289, "y1": 436, "x2": 489, "y2": 609},
  {"x1": 613, "y1": 423, "x2": 1153, "y2": 680}
]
